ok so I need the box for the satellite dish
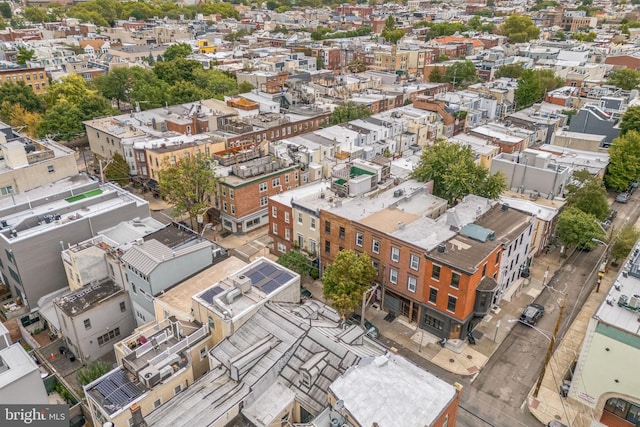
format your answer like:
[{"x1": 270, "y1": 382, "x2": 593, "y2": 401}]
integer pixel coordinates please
[{"x1": 335, "y1": 400, "x2": 344, "y2": 410}]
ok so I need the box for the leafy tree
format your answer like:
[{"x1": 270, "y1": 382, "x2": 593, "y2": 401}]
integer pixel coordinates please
[
  {"x1": 611, "y1": 225, "x2": 640, "y2": 262},
  {"x1": 104, "y1": 153, "x2": 130, "y2": 184},
  {"x1": 153, "y1": 58, "x2": 203, "y2": 85},
  {"x1": 158, "y1": 154, "x2": 217, "y2": 227},
  {"x1": 443, "y1": 61, "x2": 478, "y2": 88},
  {"x1": 565, "y1": 169, "x2": 610, "y2": 220},
  {"x1": 6, "y1": 104, "x2": 41, "y2": 138},
  {"x1": 620, "y1": 106, "x2": 640, "y2": 135},
  {"x1": 277, "y1": 249, "x2": 312, "y2": 276},
  {"x1": 553, "y1": 30, "x2": 567, "y2": 40},
  {"x1": 537, "y1": 69, "x2": 565, "y2": 94},
  {"x1": 237, "y1": 81, "x2": 254, "y2": 93},
  {"x1": 45, "y1": 74, "x2": 94, "y2": 107},
  {"x1": 168, "y1": 80, "x2": 206, "y2": 104},
  {"x1": 514, "y1": 69, "x2": 561, "y2": 109},
  {"x1": 556, "y1": 207, "x2": 606, "y2": 251},
  {"x1": 23, "y1": 6, "x2": 49, "y2": 23},
  {"x1": 500, "y1": 15, "x2": 540, "y2": 43},
  {"x1": 323, "y1": 250, "x2": 376, "y2": 316},
  {"x1": 77, "y1": 93, "x2": 118, "y2": 120},
  {"x1": 163, "y1": 43, "x2": 193, "y2": 62},
  {"x1": 607, "y1": 68, "x2": 640, "y2": 90},
  {"x1": 605, "y1": 131, "x2": 640, "y2": 191},
  {"x1": 411, "y1": 140, "x2": 506, "y2": 205},
  {"x1": 572, "y1": 31, "x2": 597, "y2": 42},
  {"x1": 495, "y1": 63, "x2": 525, "y2": 79},
  {"x1": 93, "y1": 66, "x2": 150, "y2": 110},
  {"x1": 266, "y1": 0, "x2": 279, "y2": 9},
  {"x1": 77, "y1": 360, "x2": 112, "y2": 386},
  {"x1": 329, "y1": 101, "x2": 371, "y2": 125},
  {"x1": 224, "y1": 29, "x2": 248, "y2": 42},
  {"x1": 16, "y1": 47, "x2": 35, "y2": 65},
  {"x1": 0, "y1": 82, "x2": 43, "y2": 114},
  {"x1": 347, "y1": 59, "x2": 366, "y2": 73},
  {"x1": 37, "y1": 100, "x2": 84, "y2": 140},
  {"x1": 0, "y1": 3, "x2": 11, "y2": 19},
  {"x1": 381, "y1": 15, "x2": 405, "y2": 44},
  {"x1": 428, "y1": 67, "x2": 443, "y2": 83}
]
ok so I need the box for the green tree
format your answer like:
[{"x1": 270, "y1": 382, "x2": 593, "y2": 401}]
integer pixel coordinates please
[
  {"x1": 607, "y1": 68, "x2": 640, "y2": 90},
  {"x1": 237, "y1": 81, "x2": 254, "y2": 93},
  {"x1": 565, "y1": 169, "x2": 610, "y2": 220},
  {"x1": 347, "y1": 59, "x2": 367, "y2": 73},
  {"x1": 168, "y1": 80, "x2": 207, "y2": 104},
  {"x1": 0, "y1": 3, "x2": 11, "y2": 19},
  {"x1": 23, "y1": 6, "x2": 49, "y2": 23},
  {"x1": 620, "y1": 106, "x2": 640, "y2": 135},
  {"x1": 104, "y1": 152, "x2": 130, "y2": 184},
  {"x1": 443, "y1": 61, "x2": 478, "y2": 87},
  {"x1": 153, "y1": 58, "x2": 202, "y2": 85},
  {"x1": 163, "y1": 43, "x2": 193, "y2": 62},
  {"x1": 556, "y1": 207, "x2": 606, "y2": 250},
  {"x1": 93, "y1": 66, "x2": 153, "y2": 110},
  {"x1": 16, "y1": 47, "x2": 35, "y2": 65},
  {"x1": 329, "y1": 101, "x2": 371, "y2": 125},
  {"x1": 428, "y1": 67, "x2": 443, "y2": 82},
  {"x1": 158, "y1": 154, "x2": 217, "y2": 227},
  {"x1": 76, "y1": 360, "x2": 112, "y2": 386},
  {"x1": 611, "y1": 225, "x2": 640, "y2": 263},
  {"x1": 500, "y1": 15, "x2": 540, "y2": 43},
  {"x1": 0, "y1": 82, "x2": 43, "y2": 114},
  {"x1": 515, "y1": 69, "x2": 543, "y2": 109},
  {"x1": 45, "y1": 74, "x2": 94, "y2": 107},
  {"x1": 277, "y1": 249, "x2": 312, "y2": 276},
  {"x1": 411, "y1": 140, "x2": 506, "y2": 205},
  {"x1": 553, "y1": 29, "x2": 567, "y2": 40},
  {"x1": 323, "y1": 250, "x2": 376, "y2": 316},
  {"x1": 381, "y1": 15, "x2": 405, "y2": 44},
  {"x1": 495, "y1": 63, "x2": 525, "y2": 79},
  {"x1": 37, "y1": 100, "x2": 84, "y2": 140},
  {"x1": 605, "y1": 131, "x2": 640, "y2": 191}
]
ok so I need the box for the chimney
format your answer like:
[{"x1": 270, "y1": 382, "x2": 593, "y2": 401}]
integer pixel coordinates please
[{"x1": 130, "y1": 403, "x2": 147, "y2": 427}]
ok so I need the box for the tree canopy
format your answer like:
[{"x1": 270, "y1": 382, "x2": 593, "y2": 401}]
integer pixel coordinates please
[
  {"x1": 381, "y1": 15, "x2": 405, "y2": 44},
  {"x1": 565, "y1": 169, "x2": 610, "y2": 220},
  {"x1": 77, "y1": 360, "x2": 112, "y2": 386},
  {"x1": 323, "y1": 250, "x2": 377, "y2": 316},
  {"x1": 500, "y1": 15, "x2": 540, "y2": 43},
  {"x1": 611, "y1": 225, "x2": 640, "y2": 262},
  {"x1": 104, "y1": 153, "x2": 130, "y2": 184},
  {"x1": 556, "y1": 207, "x2": 606, "y2": 251},
  {"x1": 329, "y1": 101, "x2": 371, "y2": 125},
  {"x1": 158, "y1": 154, "x2": 217, "y2": 227},
  {"x1": 277, "y1": 249, "x2": 313, "y2": 277},
  {"x1": 443, "y1": 61, "x2": 478, "y2": 88},
  {"x1": 162, "y1": 43, "x2": 193, "y2": 62},
  {"x1": 411, "y1": 140, "x2": 506, "y2": 205},
  {"x1": 495, "y1": 63, "x2": 525, "y2": 79},
  {"x1": 515, "y1": 69, "x2": 563, "y2": 110},
  {"x1": 605, "y1": 130, "x2": 640, "y2": 191},
  {"x1": 620, "y1": 106, "x2": 640, "y2": 135},
  {"x1": 607, "y1": 68, "x2": 640, "y2": 90}
]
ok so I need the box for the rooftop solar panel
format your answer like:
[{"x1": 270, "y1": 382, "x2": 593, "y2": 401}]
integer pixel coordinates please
[
  {"x1": 199, "y1": 286, "x2": 224, "y2": 304},
  {"x1": 94, "y1": 370, "x2": 144, "y2": 411}
]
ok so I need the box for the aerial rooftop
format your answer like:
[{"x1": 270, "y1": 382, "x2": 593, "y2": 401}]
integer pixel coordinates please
[{"x1": 54, "y1": 279, "x2": 123, "y2": 317}]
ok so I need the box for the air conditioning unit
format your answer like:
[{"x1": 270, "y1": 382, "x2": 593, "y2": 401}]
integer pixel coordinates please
[
  {"x1": 233, "y1": 274, "x2": 252, "y2": 293},
  {"x1": 159, "y1": 365, "x2": 173, "y2": 381},
  {"x1": 138, "y1": 365, "x2": 160, "y2": 388}
]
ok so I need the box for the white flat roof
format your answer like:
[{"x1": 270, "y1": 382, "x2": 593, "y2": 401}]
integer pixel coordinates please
[{"x1": 0, "y1": 344, "x2": 39, "y2": 389}]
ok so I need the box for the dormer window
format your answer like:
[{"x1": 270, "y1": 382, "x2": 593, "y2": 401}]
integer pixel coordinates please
[{"x1": 299, "y1": 370, "x2": 312, "y2": 388}]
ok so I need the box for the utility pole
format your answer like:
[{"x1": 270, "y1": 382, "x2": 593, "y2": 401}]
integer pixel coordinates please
[
  {"x1": 533, "y1": 297, "x2": 565, "y2": 398},
  {"x1": 99, "y1": 159, "x2": 114, "y2": 184}
]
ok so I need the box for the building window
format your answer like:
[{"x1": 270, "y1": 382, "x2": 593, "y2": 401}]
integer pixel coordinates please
[
  {"x1": 424, "y1": 314, "x2": 443, "y2": 331},
  {"x1": 355, "y1": 232, "x2": 363, "y2": 247},
  {"x1": 199, "y1": 346, "x2": 208, "y2": 361},
  {"x1": 372, "y1": 239, "x2": 380, "y2": 254},
  {"x1": 447, "y1": 296, "x2": 457, "y2": 313},
  {"x1": 174, "y1": 385, "x2": 182, "y2": 395},
  {"x1": 131, "y1": 284, "x2": 137, "y2": 294},
  {"x1": 339, "y1": 226, "x2": 345, "y2": 239},
  {"x1": 260, "y1": 196, "x2": 268, "y2": 207},
  {"x1": 495, "y1": 251, "x2": 501, "y2": 265},
  {"x1": 97, "y1": 328, "x2": 121, "y2": 346},
  {"x1": 482, "y1": 263, "x2": 487, "y2": 277},
  {"x1": 272, "y1": 178, "x2": 281, "y2": 187},
  {"x1": 432, "y1": 265, "x2": 441, "y2": 280},
  {"x1": 120, "y1": 301, "x2": 126, "y2": 312},
  {"x1": 153, "y1": 399, "x2": 162, "y2": 409},
  {"x1": 285, "y1": 174, "x2": 289, "y2": 184},
  {"x1": 325, "y1": 221, "x2": 331, "y2": 233},
  {"x1": 407, "y1": 276, "x2": 417, "y2": 293},
  {"x1": 451, "y1": 272, "x2": 460, "y2": 289},
  {"x1": 310, "y1": 218, "x2": 316, "y2": 230},
  {"x1": 272, "y1": 206, "x2": 277, "y2": 218},
  {"x1": 389, "y1": 268, "x2": 398, "y2": 284},
  {"x1": 410, "y1": 254, "x2": 419, "y2": 271},
  {"x1": 273, "y1": 223, "x2": 278, "y2": 234},
  {"x1": 47, "y1": 165, "x2": 55, "y2": 173},
  {"x1": 221, "y1": 187, "x2": 226, "y2": 196},
  {"x1": 284, "y1": 212, "x2": 290, "y2": 223},
  {"x1": 230, "y1": 205, "x2": 235, "y2": 214},
  {"x1": 285, "y1": 228, "x2": 290, "y2": 240},
  {"x1": 309, "y1": 239, "x2": 317, "y2": 254},
  {"x1": 298, "y1": 213, "x2": 303, "y2": 224},
  {"x1": 223, "y1": 201, "x2": 228, "y2": 212},
  {"x1": 278, "y1": 242, "x2": 287, "y2": 252},
  {"x1": 325, "y1": 240, "x2": 330, "y2": 254},
  {"x1": 84, "y1": 319, "x2": 92, "y2": 330},
  {"x1": 259, "y1": 182, "x2": 267, "y2": 192},
  {"x1": 429, "y1": 287, "x2": 437, "y2": 304},
  {"x1": 390, "y1": 247, "x2": 400, "y2": 262},
  {"x1": 229, "y1": 189, "x2": 234, "y2": 200}
]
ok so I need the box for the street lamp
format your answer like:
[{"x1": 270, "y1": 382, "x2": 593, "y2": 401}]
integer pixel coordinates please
[{"x1": 591, "y1": 238, "x2": 609, "y2": 293}]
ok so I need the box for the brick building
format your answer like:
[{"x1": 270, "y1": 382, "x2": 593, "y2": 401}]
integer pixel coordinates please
[{"x1": 0, "y1": 67, "x2": 47, "y2": 95}]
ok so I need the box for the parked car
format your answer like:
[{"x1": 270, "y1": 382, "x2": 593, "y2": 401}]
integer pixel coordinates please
[
  {"x1": 300, "y1": 287, "x2": 312, "y2": 301},
  {"x1": 520, "y1": 303, "x2": 545, "y2": 325},
  {"x1": 601, "y1": 219, "x2": 612, "y2": 230},
  {"x1": 347, "y1": 314, "x2": 380, "y2": 338},
  {"x1": 547, "y1": 421, "x2": 569, "y2": 427},
  {"x1": 616, "y1": 192, "x2": 631, "y2": 203},
  {"x1": 608, "y1": 209, "x2": 618, "y2": 220}
]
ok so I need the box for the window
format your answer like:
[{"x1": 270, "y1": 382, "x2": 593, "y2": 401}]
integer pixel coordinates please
[
  {"x1": 153, "y1": 399, "x2": 162, "y2": 409},
  {"x1": 447, "y1": 296, "x2": 457, "y2": 312},
  {"x1": 432, "y1": 265, "x2": 441, "y2": 280},
  {"x1": 325, "y1": 240, "x2": 330, "y2": 254},
  {"x1": 174, "y1": 385, "x2": 182, "y2": 395},
  {"x1": 273, "y1": 223, "x2": 278, "y2": 234},
  {"x1": 199, "y1": 346, "x2": 208, "y2": 361},
  {"x1": 298, "y1": 213, "x2": 303, "y2": 224},
  {"x1": 259, "y1": 182, "x2": 267, "y2": 192},
  {"x1": 389, "y1": 268, "x2": 398, "y2": 284},
  {"x1": 223, "y1": 201, "x2": 228, "y2": 212},
  {"x1": 355, "y1": 232, "x2": 363, "y2": 247},
  {"x1": 325, "y1": 221, "x2": 331, "y2": 233},
  {"x1": 278, "y1": 243, "x2": 287, "y2": 252},
  {"x1": 47, "y1": 165, "x2": 55, "y2": 173},
  {"x1": 131, "y1": 284, "x2": 137, "y2": 294},
  {"x1": 495, "y1": 251, "x2": 501, "y2": 265},
  {"x1": 410, "y1": 254, "x2": 419, "y2": 271},
  {"x1": 407, "y1": 276, "x2": 417, "y2": 292},
  {"x1": 221, "y1": 187, "x2": 226, "y2": 197},
  {"x1": 260, "y1": 196, "x2": 268, "y2": 207},
  {"x1": 0, "y1": 185, "x2": 13, "y2": 196},
  {"x1": 229, "y1": 189, "x2": 234, "y2": 200},
  {"x1": 97, "y1": 328, "x2": 121, "y2": 346},
  {"x1": 230, "y1": 205, "x2": 235, "y2": 215},
  {"x1": 285, "y1": 174, "x2": 289, "y2": 184},
  {"x1": 387, "y1": 247, "x2": 398, "y2": 263},
  {"x1": 339, "y1": 226, "x2": 345, "y2": 239},
  {"x1": 272, "y1": 178, "x2": 281, "y2": 187},
  {"x1": 309, "y1": 239, "x2": 317, "y2": 254},
  {"x1": 424, "y1": 314, "x2": 443, "y2": 331},
  {"x1": 310, "y1": 218, "x2": 316, "y2": 230},
  {"x1": 481, "y1": 263, "x2": 487, "y2": 277},
  {"x1": 120, "y1": 301, "x2": 126, "y2": 312},
  {"x1": 429, "y1": 287, "x2": 438, "y2": 304},
  {"x1": 84, "y1": 319, "x2": 92, "y2": 330},
  {"x1": 285, "y1": 229, "x2": 290, "y2": 240},
  {"x1": 448, "y1": 273, "x2": 460, "y2": 290},
  {"x1": 284, "y1": 212, "x2": 290, "y2": 223},
  {"x1": 272, "y1": 206, "x2": 277, "y2": 218},
  {"x1": 297, "y1": 234, "x2": 304, "y2": 247},
  {"x1": 372, "y1": 239, "x2": 380, "y2": 254},
  {"x1": 208, "y1": 315, "x2": 215, "y2": 330}
]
